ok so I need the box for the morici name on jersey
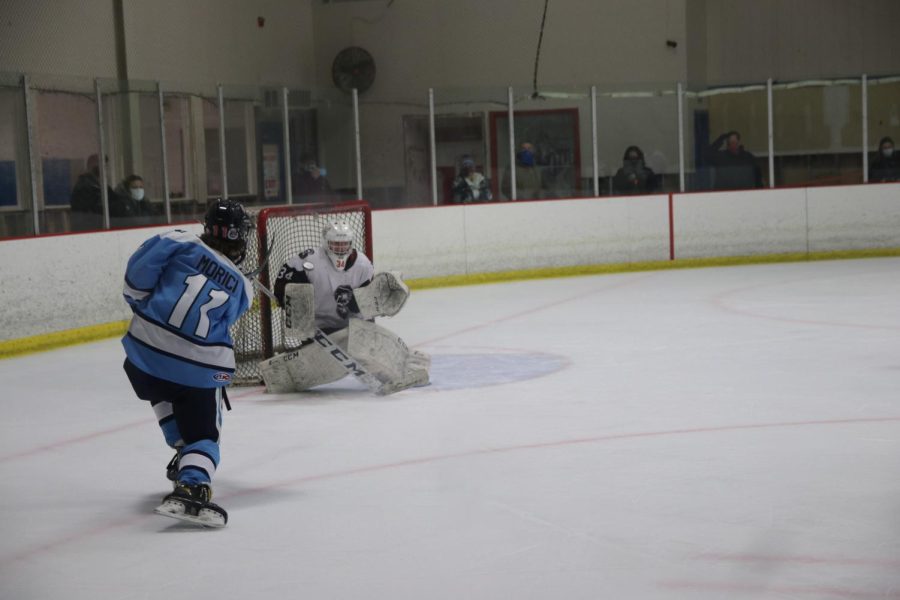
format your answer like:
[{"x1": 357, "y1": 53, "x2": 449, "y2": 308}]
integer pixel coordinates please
[{"x1": 197, "y1": 255, "x2": 239, "y2": 293}]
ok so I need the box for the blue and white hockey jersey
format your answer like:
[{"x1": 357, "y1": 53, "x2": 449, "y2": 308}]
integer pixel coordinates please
[{"x1": 121, "y1": 230, "x2": 253, "y2": 388}]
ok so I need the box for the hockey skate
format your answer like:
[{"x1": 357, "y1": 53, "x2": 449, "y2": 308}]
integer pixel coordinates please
[
  {"x1": 165, "y1": 450, "x2": 180, "y2": 483},
  {"x1": 154, "y1": 483, "x2": 228, "y2": 528}
]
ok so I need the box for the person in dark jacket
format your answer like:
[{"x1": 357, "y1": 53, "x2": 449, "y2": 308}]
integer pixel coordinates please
[
  {"x1": 111, "y1": 174, "x2": 160, "y2": 226},
  {"x1": 612, "y1": 146, "x2": 658, "y2": 195},
  {"x1": 70, "y1": 154, "x2": 116, "y2": 231},
  {"x1": 294, "y1": 153, "x2": 334, "y2": 200},
  {"x1": 870, "y1": 136, "x2": 900, "y2": 183},
  {"x1": 706, "y1": 131, "x2": 762, "y2": 190}
]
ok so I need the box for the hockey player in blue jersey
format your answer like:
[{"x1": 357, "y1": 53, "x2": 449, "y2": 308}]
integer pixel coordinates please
[{"x1": 121, "y1": 199, "x2": 253, "y2": 528}]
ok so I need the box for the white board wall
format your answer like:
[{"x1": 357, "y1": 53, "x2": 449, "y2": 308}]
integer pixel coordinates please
[
  {"x1": 1, "y1": 184, "x2": 898, "y2": 342},
  {"x1": 673, "y1": 188, "x2": 809, "y2": 258},
  {"x1": 0, "y1": 224, "x2": 201, "y2": 342},
  {"x1": 807, "y1": 184, "x2": 900, "y2": 251}
]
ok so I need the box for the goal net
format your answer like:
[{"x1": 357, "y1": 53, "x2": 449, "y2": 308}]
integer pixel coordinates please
[{"x1": 230, "y1": 200, "x2": 373, "y2": 384}]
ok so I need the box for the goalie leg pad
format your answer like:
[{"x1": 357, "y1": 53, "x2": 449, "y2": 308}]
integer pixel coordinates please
[
  {"x1": 259, "y1": 328, "x2": 350, "y2": 393},
  {"x1": 348, "y1": 320, "x2": 430, "y2": 393},
  {"x1": 258, "y1": 352, "x2": 297, "y2": 394},
  {"x1": 353, "y1": 271, "x2": 410, "y2": 319}
]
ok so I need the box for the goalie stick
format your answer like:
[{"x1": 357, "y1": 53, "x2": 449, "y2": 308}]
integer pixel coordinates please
[{"x1": 250, "y1": 278, "x2": 391, "y2": 396}]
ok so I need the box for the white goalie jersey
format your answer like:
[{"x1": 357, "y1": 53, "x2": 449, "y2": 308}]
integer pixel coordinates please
[
  {"x1": 273, "y1": 247, "x2": 374, "y2": 333},
  {"x1": 263, "y1": 223, "x2": 426, "y2": 396}
]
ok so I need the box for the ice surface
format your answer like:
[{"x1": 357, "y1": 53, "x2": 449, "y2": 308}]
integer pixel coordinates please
[{"x1": 2, "y1": 258, "x2": 899, "y2": 599}]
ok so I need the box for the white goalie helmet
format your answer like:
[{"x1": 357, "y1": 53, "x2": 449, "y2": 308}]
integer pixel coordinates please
[{"x1": 323, "y1": 221, "x2": 354, "y2": 269}]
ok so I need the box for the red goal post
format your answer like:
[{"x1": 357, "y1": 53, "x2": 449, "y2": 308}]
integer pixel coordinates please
[{"x1": 230, "y1": 200, "x2": 373, "y2": 384}]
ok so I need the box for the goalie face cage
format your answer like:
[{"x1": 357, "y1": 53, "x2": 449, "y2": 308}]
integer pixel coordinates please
[{"x1": 230, "y1": 201, "x2": 373, "y2": 385}]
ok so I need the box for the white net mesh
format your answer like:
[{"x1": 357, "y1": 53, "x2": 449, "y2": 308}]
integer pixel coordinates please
[{"x1": 231, "y1": 201, "x2": 372, "y2": 384}]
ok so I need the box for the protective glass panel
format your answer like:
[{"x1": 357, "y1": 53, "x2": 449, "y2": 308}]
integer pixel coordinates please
[
  {"x1": 358, "y1": 90, "x2": 430, "y2": 209},
  {"x1": 773, "y1": 81, "x2": 863, "y2": 187},
  {"x1": 252, "y1": 86, "x2": 287, "y2": 206},
  {"x1": 866, "y1": 78, "x2": 900, "y2": 183},
  {"x1": 160, "y1": 93, "x2": 191, "y2": 207},
  {"x1": 0, "y1": 73, "x2": 32, "y2": 238},
  {"x1": 693, "y1": 85, "x2": 769, "y2": 191},
  {"x1": 203, "y1": 95, "x2": 223, "y2": 201},
  {"x1": 154, "y1": 82, "x2": 216, "y2": 225},
  {"x1": 99, "y1": 79, "x2": 167, "y2": 228},
  {"x1": 287, "y1": 87, "x2": 355, "y2": 204},
  {"x1": 219, "y1": 85, "x2": 261, "y2": 206},
  {"x1": 494, "y1": 85, "x2": 592, "y2": 201},
  {"x1": 682, "y1": 87, "x2": 705, "y2": 192},
  {"x1": 594, "y1": 83, "x2": 678, "y2": 197},
  {"x1": 34, "y1": 82, "x2": 100, "y2": 233},
  {"x1": 432, "y1": 86, "x2": 506, "y2": 206}
]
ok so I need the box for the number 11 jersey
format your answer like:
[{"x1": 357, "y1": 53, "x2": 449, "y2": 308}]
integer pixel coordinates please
[{"x1": 121, "y1": 230, "x2": 253, "y2": 387}]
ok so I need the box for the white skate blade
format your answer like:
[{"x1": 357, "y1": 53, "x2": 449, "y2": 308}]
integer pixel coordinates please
[{"x1": 154, "y1": 499, "x2": 227, "y2": 528}]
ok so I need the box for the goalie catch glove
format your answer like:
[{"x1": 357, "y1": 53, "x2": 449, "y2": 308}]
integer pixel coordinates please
[{"x1": 353, "y1": 271, "x2": 410, "y2": 319}]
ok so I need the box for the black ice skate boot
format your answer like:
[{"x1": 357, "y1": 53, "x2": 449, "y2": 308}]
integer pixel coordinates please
[
  {"x1": 165, "y1": 450, "x2": 180, "y2": 483},
  {"x1": 154, "y1": 483, "x2": 228, "y2": 528}
]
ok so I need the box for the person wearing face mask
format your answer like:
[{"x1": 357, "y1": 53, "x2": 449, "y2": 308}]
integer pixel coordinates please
[
  {"x1": 501, "y1": 142, "x2": 544, "y2": 200},
  {"x1": 451, "y1": 155, "x2": 492, "y2": 203},
  {"x1": 870, "y1": 137, "x2": 900, "y2": 183},
  {"x1": 706, "y1": 130, "x2": 762, "y2": 190},
  {"x1": 111, "y1": 174, "x2": 151, "y2": 225},
  {"x1": 612, "y1": 146, "x2": 658, "y2": 195}
]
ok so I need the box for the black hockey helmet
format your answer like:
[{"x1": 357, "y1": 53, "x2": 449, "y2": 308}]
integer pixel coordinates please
[{"x1": 202, "y1": 199, "x2": 251, "y2": 264}]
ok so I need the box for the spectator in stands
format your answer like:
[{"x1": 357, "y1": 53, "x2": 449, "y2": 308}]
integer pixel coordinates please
[
  {"x1": 111, "y1": 174, "x2": 157, "y2": 225},
  {"x1": 612, "y1": 145, "x2": 659, "y2": 195},
  {"x1": 706, "y1": 131, "x2": 762, "y2": 190},
  {"x1": 294, "y1": 153, "x2": 334, "y2": 201},
  {"x1": 501, "y1": 142, "x2": 543, "y2": 200},
  {"x1": 870, "y1": 136, "x2": 900, "y2": 183},
  {"x1": 451, "y1": 155, "x2": 492, "y2": 203},
  {"x1": 70, "y1": 154, "x2": 115, "y2": 230}
]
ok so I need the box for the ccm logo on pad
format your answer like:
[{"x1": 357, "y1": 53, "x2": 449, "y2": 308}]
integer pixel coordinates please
[{"x1": 213, "y1": 372, "x2": 231, "y2": 382}]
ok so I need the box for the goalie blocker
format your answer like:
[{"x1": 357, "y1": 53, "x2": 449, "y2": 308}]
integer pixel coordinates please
[{"x1": 259, "y1": 274, "x2": 427, "y2": 395}]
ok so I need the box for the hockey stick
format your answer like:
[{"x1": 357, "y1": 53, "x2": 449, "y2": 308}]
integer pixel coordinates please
[
  {"x1": 241, "y1": 240, "x2": 275, "y2": 280},
  {"x1": 250, "y1": 278, "x2": 389, "y2": 395}
]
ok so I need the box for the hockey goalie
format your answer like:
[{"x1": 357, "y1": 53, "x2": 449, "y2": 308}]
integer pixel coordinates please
[{"x1": 258, "y1": 221, "x2": 430, "y2": 395}]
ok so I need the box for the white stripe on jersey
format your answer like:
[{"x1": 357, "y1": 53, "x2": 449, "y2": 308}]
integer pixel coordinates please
[
  {"x1": 152, "y1": 401, "x2": 174, "y2": 421},
  {"x1": 179, "y1": 452, "x2": 217, "y2": 479},
  {"x1": 128, "y1": 312, "x2": 236, "y2": 370},
  {"x1": 123, "y1": 282, "x2": 150, "y2": 301}
]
